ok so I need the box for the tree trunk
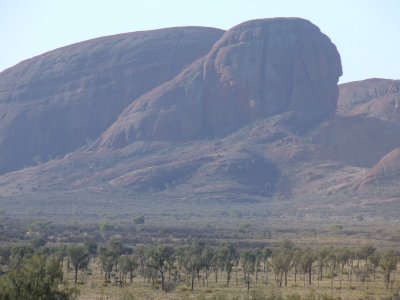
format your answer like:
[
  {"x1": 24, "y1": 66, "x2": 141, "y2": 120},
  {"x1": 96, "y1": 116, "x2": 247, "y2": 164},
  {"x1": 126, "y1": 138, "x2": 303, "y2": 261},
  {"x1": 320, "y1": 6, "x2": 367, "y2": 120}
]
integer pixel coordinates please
[
  {"x1": 319, "y1": 263, "x2": 323, "y2": 281},
  {"x1": 284, "y1": 270, "x2": 288, "y2": 287},
  {"x1": 74, "y1": 267, "x2": 78, "y2": 285},
  {"x1": 227, "y1": 271, "x2": 231, "y2": 287},
  {"x1": 385, "y1": 273, "x2": 390, "y2": 290},
  {"x1": 236, "y1": 268, "x2": 238, "y2": 286}
]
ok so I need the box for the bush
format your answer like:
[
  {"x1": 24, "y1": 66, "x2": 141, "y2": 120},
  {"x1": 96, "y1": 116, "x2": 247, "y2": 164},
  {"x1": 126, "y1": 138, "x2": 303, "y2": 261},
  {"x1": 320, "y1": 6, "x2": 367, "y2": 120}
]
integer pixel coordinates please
[
  {"x1": 239, "y1": 223, "x2": 252, "y2": 232},
  {"x1": 133, "y1": 215, "x2": 145, "y2": 224},
  {"x1": 330, "y1": 224, "x2": 343, "y2": 232},
  {"x1": 163, "y1": 281, "x2": 176, "y2": 293},
  {"x1": 0, "y1": 254, "x2": 79, "y2": 299}
]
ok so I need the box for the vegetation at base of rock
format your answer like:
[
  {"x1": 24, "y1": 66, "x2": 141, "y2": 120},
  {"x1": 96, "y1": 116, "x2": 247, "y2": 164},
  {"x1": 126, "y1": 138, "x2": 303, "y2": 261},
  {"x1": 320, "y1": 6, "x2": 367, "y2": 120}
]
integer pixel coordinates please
[{"x1": 0, "y1": 231, "x2": 398, "y2": 299}]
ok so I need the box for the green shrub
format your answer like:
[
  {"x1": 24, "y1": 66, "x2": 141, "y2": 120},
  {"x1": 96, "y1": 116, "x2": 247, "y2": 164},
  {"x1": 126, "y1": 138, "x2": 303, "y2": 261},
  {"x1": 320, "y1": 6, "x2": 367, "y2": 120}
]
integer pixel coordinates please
[{"x1": 133, "y1": 215, "x2": 145, "y2": 224}]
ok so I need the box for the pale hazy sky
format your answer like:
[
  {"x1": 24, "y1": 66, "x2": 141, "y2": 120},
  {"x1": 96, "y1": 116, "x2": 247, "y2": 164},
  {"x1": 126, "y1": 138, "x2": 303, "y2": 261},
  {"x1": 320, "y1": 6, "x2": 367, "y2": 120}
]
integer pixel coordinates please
[{"x1": 1, "y1": 0, "x2": 399, "y2": 83}]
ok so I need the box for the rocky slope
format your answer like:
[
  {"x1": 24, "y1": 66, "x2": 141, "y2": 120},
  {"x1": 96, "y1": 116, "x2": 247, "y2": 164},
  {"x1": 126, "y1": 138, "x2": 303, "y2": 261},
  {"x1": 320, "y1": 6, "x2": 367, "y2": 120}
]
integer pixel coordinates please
[
  {"x1": 357, "y1": 147, "x2": 400, "y2": 187},
  {"x1": 0, "y1": 26, "x2": 223, "y2": 174},
  {"x1": 0, "y1": 18, "x2": 399, "y2": 219},
  {"x1": 337, "y1": 78, "x2": 400, "y2": 122}
]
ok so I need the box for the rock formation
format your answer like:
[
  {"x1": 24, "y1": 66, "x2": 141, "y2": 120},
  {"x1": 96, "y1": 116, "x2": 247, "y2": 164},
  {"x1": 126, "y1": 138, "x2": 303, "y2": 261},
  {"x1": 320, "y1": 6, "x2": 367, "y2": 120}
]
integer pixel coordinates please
[
  {"x1": 2, "y1": 19, "x2": 399, "y2": 218},
  {"x1": 337, "y1": 78, "x2": 400, "y2": 122},
  {"x1": 95, "y1": 18, "x2": 342, "y2": 149},
  {"x1": 0, "y1": 26, "x2": 223, "y2": 173},
  {"x1": 5, "y1": 18, "x2": 387, "y2": 213},
  {"x1": 311, "y1": 79, "x2": 400, "y2": 167},
  {"x1": 357, "y1": 147, "x2": 400, "y2": 187}
]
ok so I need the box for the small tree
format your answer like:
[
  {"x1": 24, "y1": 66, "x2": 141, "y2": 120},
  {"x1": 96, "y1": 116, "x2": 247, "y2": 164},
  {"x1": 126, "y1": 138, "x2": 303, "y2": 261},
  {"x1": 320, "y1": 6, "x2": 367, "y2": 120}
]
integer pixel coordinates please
[
  {"x1": 147, "y1": 245, "x2": 174, "y2": 291},
  {"x1": 241, "y1": 250, "x2": 256, "y2": 291},
  {"x1": 68, "y1": 245, "x2": 90, "y2": 285},
  {"x1": 368, "y1": 253, "x2": 380, "y2": 282},
  {"x1": 326, "y1": 249, "x2": 338, "y2": 288},
  {"x1": 359, "y1": 246, "x2": 376, "y2": 266},
  {"x1": 202, "y1": 246, "x2": 216, "y2": 287},
  {"x1": 270, "y1": 241, "x2": 294, "y2": 287},
  {"x1": 182, "y1": 242, "x2": 205, "y2": 291},
  {"x1": 299, "y1": 249, "x2": 314, "y2": 286},
  {"x1": 84, "y1": 239, "x2": 98, "y2": 257},
  {"x1": 336, "y1": 248, "x2": 351, "y2": 282},
  {"x1": 108, "y1": 239, "x2": 124, "y2": 271},
  {"x1": 99, "y1": 247, "x2": 115, "y2": 283},
  {"x1": 99, "y1": 221, "x2": 114, "y2": 239},
  {"x1": 316, "y1": 248, "x2": 329, "y2": 281},
  {"x1": 220, "y1": 244, "x2": 238, "y2": 287},
  {"x1": 211, "y1": 249, "x2": 224, "y2": 283},
  {"x1": 379, "y1": 251, "x2": 398, "y2": 289},
  {"x1": 261, "y1": 248, "x2": 272, "y2": 274},
  {"x1": 120, "y1": 255, "x2": 139, "y2": 284},
  {"x1": 254, "y1": 250, "x2": 262, "y2": 284}
]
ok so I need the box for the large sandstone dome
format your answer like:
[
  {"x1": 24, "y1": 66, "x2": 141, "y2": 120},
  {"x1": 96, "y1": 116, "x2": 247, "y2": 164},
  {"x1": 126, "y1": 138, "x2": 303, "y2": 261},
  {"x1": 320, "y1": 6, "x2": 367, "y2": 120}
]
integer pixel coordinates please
[
  {"x1": 2, "y1": 18, "x2": 399, "y2": 218},
  {"x1": 95, "y1": 18, "x2": 342, "y2": 149},
  {"x1": 0, "y1": 27, "x2": 223, "y2": 174}
]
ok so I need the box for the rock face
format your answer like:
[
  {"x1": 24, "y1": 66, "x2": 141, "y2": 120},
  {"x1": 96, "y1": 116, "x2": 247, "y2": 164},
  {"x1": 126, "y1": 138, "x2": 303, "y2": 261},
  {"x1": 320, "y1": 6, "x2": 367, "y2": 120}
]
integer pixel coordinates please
[
  {"x1": 338, "y1": 78, "x2": 400, "y2": 122},
  {"x1": 95, "y1": 18, "x2": 342, "y2": 149},
  {"x1": 311, "y1": 79, "x2": 400, "y2": 168},
  {"x1": 0, "y1": 18, "x2": 365, "y2": 213},
  {"x1": 2, "y1": 19, "x2": 400, "y2": 218},
  {"x1": 357, "y1": 148, "x2": 400, "y2": 187},
  {"x1": 311, "y1": 116, "x2": 400, "y2": 167},
  {"x1": 0, "y1": 27, "x2": 223, "y2": 173}
]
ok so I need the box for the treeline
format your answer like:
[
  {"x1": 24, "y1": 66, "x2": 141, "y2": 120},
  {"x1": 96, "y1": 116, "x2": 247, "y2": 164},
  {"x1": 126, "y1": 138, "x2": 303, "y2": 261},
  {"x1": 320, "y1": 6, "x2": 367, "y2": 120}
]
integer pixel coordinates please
[
  {"x1": 92, "y1": 240, "x2": 399, "y2": 292},
  {"x1": 0, "y1": 239, "x2": 399, "y2": 299}
]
